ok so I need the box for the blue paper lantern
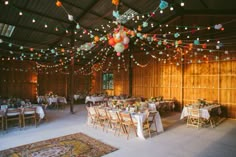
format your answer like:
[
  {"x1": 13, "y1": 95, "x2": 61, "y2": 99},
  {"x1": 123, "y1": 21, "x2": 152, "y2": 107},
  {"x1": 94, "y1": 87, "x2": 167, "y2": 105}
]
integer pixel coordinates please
[
  {"x1": 194, "y1": 40, "x2": 200, "y2": 45},
  {"x1": 142, "y1": 22, "x2": 148, "y2": 28},
  {"x1": 159, "y1": 0, "x2": 168, "y2": 10}
]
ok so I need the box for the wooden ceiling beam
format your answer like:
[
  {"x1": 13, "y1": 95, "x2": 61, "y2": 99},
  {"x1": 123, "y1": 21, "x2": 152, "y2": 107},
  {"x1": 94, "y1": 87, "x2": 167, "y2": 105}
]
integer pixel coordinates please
[{"x1": 184, "y1": 9, "x2": 236, "y2": 16}]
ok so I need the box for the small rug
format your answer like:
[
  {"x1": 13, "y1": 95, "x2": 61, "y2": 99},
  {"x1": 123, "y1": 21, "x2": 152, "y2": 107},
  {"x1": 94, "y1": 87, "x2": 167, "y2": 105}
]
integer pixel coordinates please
[{"x1": 0, "y1": 133, "x2": 118, "y2": 157}]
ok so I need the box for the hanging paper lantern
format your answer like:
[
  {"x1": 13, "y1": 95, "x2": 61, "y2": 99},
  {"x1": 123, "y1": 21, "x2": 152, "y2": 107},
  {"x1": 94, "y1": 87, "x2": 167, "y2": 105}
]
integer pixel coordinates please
[
  {"x1": 94, "y1": 36, "x2": 100, "y2": 42},
  {"x1": 174, "y1": 33, "x2": 180, "y2": 38},
  {"x1": 76, "y1": 23, "x2": 80, "y2": 29},
  {"x1": 112, "y1": 0, "x2": 119, "y2": 6},
  {"x1": 108, "y1": 38, "x2": 116, "y2": 47},
  {"x1": 130, "y1": 31, "x2": 135, "y2": 37},
  {"x1": 56, "y1": 0, "x2": 62, "y2": 7},
  {"x1": 159, "y1": 0, "x2": 168, "y2": 10},
  {"x1": 177, "y1": 40, "x2": 182, "y2": 44},
  {"x1": 112, "y1": 10, "x2": 120, "y2": 19},
  {"x1": 202, "y1": 43, "x2": 207, "y2": 49},
  {"x1": 123, "y1": 36, "x2": 130, "y2": 44},
  {"x1": 142, "y1": 22, "x2": 148, "y2": 28},
  {"x1": 158, "y1": 40, "x2": 162, "y2": 45},
  {"x1": 214, "y1": 24, "x2": 222, "y2": 30},
  {"x1": 194, "y1": 40, "x2": 200, "y2": 45},
  {"x1": 124, "y1": 44, "x2": 129, "y2": 49},
  {"x1": 137, "y1": 25, "x2": 142, "y2": 31},
  {"x1": 114, "y1": 42, "x2": 125, "y2": 53},
  {"x1": 114, "y1": 33, "x2": 123, "y2": 43},
  {"x1": 68, "y1": 14, "x2": 74, "y2": 21}
]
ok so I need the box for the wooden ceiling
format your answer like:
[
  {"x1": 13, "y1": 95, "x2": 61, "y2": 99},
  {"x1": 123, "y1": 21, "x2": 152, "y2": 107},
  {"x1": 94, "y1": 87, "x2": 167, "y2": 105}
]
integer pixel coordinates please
[{"x1": 0, "y1": 0, "x2": 236, "y2": 71}]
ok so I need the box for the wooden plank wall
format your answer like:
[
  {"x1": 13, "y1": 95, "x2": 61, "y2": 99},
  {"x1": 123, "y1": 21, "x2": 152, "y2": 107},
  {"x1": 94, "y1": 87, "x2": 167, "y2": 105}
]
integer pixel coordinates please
[
  {"x1": 92, "y1": 56, "x2": 236, "y2": 118},
  {"x1": 38, "y1": 73, "x2": 90, "y2": 97},
  {"x1": 0, "y1": 61, "x2": 37, "y2": 101},
  {"x1": 0, "y1": 61, "x2": 90, "y2": 101}
]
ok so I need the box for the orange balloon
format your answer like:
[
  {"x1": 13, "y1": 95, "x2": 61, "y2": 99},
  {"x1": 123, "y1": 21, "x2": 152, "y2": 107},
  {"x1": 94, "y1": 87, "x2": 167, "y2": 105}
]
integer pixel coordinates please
[
  {"x1": 56, "y1": 1, "x2": 62, "y2": 7},
  {"x1": 113, "y1": 35, "x2": 123, "y2": 43}
]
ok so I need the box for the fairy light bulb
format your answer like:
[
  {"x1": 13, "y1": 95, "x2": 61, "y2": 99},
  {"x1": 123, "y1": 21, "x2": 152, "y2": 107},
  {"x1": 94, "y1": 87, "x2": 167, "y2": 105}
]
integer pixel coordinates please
[
  {"x1": 19, "y1": 11, "x2": 23, "y2": 16},
  {"x1": 180, "y1": 2, "x2": 185, "y2": 6},
  {"x1": 32, "y1": 19, "x2": 36, "y2": 23},
  {"x1": 5, "y1": 1, "x2": 9, "y2": 5},
  {"x1": 160, "y1": 10, "x2": 163, "y2": 14},
  {"x1": 170, "y1": 6, "x2": 174, "y2": 11}
]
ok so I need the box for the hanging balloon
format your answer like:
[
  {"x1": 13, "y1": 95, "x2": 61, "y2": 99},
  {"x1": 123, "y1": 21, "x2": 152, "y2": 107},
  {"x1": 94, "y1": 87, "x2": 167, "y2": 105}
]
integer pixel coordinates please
[
  {"x1": 114, "y1": 42, "x2": 125, "y2": 53},
  {"x1": 56, "y1": 0, "x2": 62, "y2": 7},
  {"x1": 123, "y1": 36, "x2": 130, "y2": 45}
]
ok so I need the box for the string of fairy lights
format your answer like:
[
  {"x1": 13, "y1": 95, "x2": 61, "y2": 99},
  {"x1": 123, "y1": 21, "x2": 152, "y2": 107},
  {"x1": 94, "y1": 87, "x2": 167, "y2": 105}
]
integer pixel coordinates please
[{"x1": 1, "y1": 0, "x2": 236, "y2": 75}]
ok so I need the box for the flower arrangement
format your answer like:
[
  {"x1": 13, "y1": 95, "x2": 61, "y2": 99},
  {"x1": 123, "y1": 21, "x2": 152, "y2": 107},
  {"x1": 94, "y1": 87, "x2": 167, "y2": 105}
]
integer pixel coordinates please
[
  {"x1": 197, "y1": 98, "x2": 206, "y2": 105},
  {"x1": 46, "y1": 91, "x2": 57, "y2": 97}
]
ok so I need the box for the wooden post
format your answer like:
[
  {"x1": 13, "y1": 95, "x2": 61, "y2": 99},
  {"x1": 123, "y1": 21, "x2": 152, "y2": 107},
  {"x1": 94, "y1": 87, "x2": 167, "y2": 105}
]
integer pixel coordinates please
[
  {"x1": 69, "y1": 28, "x2": 75, "y2": 113},
  {"x1": 128, "y1": 53, "x2": 132, "y2": 96}
]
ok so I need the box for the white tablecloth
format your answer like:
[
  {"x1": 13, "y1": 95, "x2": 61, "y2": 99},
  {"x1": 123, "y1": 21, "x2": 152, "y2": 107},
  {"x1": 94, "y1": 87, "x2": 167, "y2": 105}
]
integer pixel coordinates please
[
  {"x1": 37, "y1": 96, "x2": 67, "y2": 105},
  {"x1": 74, "y1": 95, "x2": 81, "y2": 101},
  {"x1": 132, "y1": 111, "x2": 164, "y2": 139},
  {"x1": 180, "y1": 105, "x2": 221, "y2": 120},
  {"x1": 35, "y1": 106, "x2": 45, "y2": 119},
  {"x1": 85, "y1": 96, "x2": 104, "y2": 104}
]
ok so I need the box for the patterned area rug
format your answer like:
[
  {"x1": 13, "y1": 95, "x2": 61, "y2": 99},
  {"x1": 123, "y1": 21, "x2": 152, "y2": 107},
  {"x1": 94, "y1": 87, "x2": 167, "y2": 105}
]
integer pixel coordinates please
[{"x1": 0, "y1": 133, "x2": 118, "y2": 157}]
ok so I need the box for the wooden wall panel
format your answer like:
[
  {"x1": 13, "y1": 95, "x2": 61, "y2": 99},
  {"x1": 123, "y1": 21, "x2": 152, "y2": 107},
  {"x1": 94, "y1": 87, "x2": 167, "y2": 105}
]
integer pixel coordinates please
[{"x1": 0, "y1": 61, "x2": 37, "y2": 101}]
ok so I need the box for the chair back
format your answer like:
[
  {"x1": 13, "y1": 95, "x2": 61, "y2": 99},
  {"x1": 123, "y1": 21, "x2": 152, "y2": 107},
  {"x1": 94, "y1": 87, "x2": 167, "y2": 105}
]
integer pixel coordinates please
[
  {"x1": 6, "y1": 108, "x2": 21, "y2": 116},
  {"x1": 23, "y1": 108, "x2": 36, "y2": 115},
  {"x1": 189, "y1": 108, "x2": 200, "y2": 118}
]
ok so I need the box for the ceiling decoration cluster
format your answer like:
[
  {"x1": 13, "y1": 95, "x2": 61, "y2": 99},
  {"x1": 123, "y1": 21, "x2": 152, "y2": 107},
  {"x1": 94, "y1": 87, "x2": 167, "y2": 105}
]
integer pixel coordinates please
[{"x1": 0, "y1": 0, "x2": 235, "y2": 75}]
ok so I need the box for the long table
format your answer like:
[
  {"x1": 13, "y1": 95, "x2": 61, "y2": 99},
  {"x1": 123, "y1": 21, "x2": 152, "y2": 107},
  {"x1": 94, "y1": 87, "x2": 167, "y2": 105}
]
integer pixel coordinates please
[
  {"x1": 180, "y1": 104, "x2": 221, "y2": 120},
  {"x1": 85, "y1": 96, "x2": 105, "y2": 105}
]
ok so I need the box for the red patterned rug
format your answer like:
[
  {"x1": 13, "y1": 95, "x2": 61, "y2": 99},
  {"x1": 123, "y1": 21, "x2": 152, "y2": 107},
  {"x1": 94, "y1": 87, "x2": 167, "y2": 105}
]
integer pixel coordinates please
[{"x1": 0, "y1": 133, "x2": 117, "y2": 157}]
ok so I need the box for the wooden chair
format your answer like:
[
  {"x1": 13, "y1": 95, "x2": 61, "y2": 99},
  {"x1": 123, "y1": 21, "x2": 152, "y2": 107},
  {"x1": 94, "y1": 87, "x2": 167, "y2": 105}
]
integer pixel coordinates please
[
  {"x1": 22, "y1": 107, "x2": 37, "y2": 128},
  {"x1": 96, "y1": 108, "x2": 110, "y2": 131},
  {"x1": 119, "y1": 112, "x2": 137, "y2": 139},
  {"x1": 0, "y1": 110, "x2": 4, "y2": 131},
  {"x1": 86, "y1": 106, "x2": 99, "y2": 128},
  {"x1": 143, "y1": 111, "x2": 158, "y2": 138},
  {"x1": 187, "y1": 108, "x2": 203, "y2": 128},
  {"x1": 5, "y1": 108, "x2": 22, "y2": 130},
  {"x1": 107, "y1": 111, "x2": 122, "y2": 135}
]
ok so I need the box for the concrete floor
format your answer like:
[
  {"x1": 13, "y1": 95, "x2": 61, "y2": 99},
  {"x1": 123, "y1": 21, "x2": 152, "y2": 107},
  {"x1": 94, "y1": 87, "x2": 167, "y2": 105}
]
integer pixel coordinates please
[{"x1": 0, "y1": 104, "x2": 236, "y2": 157}]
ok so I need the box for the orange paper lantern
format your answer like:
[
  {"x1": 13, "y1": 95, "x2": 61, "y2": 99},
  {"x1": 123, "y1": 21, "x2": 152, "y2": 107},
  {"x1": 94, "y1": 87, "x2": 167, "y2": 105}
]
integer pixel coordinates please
[
  {"x1": 94, "y1": 36, "x2": 100, "y2": 42},
  {"x1": 56, "y1": 1, "x2": 62, "y2": 7},
  {"x1": 112, "y1": 0, "x2": 119, "y2": 6},
  {"x1": 108, "y1": 38, "x2": 116, "y2": 47}
]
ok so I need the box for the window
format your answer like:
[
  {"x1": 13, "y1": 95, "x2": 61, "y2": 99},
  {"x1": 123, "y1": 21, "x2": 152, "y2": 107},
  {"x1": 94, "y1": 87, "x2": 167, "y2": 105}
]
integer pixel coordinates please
[{"x1": 102, "y1": 73, "x2": 113, "y2": 90}]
